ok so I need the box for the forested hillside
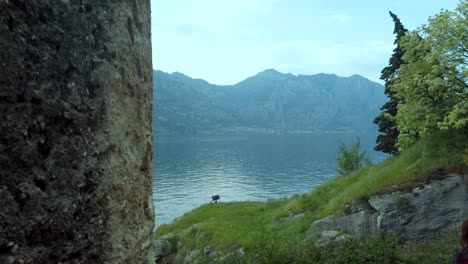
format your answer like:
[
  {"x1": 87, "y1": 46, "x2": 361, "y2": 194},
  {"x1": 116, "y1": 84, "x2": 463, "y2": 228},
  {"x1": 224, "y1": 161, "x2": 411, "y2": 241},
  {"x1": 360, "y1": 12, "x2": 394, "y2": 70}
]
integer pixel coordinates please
[{"x1": 153, "y1": 70, "x2": 386, "y2": 136}]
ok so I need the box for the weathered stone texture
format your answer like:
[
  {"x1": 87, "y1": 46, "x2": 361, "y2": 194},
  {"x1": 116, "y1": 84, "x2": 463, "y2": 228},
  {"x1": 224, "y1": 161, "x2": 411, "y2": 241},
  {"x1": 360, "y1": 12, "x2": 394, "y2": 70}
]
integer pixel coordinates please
[
  {"x1": 0, "y1": 1, "x2": 153, "y2": 263},
  {"x1": 309, "y1": 174, "x2": 468, "y2": 242}
]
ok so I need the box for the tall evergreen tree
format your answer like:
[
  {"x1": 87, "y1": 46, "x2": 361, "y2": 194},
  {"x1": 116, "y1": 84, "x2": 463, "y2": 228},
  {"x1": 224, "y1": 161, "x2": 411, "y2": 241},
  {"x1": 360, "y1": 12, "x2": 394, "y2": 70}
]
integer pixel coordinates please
[{"x1": 373, "y1": 11, "x2": 407, "y2": 155}]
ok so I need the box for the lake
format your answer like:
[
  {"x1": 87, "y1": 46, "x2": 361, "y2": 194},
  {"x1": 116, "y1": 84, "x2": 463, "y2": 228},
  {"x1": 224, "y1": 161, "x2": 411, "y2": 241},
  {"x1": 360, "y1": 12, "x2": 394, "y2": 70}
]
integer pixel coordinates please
[{"x1": 153, "y1": 133, "x2": 386, "y2": 227}]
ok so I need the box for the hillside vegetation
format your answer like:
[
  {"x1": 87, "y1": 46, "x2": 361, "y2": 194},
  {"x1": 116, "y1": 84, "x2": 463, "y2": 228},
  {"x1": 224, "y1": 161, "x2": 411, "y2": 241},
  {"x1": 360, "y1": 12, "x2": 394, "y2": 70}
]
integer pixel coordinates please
[
  {"x1": 156, "y1": 130, "x2": 466, "y2": 262},
  {"x1": 155, "y1": 1, "x2": 467, "y2": 263}
]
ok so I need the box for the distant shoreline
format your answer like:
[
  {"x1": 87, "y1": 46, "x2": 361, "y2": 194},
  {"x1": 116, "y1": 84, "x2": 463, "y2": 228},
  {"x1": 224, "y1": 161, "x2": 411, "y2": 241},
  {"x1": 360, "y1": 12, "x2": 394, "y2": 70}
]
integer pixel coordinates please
[{"x1": 154, "y1": 128, "x2": 377, "y2": 141}]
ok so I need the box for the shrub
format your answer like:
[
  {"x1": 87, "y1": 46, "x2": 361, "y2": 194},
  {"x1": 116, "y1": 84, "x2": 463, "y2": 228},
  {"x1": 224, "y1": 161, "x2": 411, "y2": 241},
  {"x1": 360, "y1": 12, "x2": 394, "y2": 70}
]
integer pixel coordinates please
[{"x1": 336, "y1": 137, "x2": 372, "y2": 176}]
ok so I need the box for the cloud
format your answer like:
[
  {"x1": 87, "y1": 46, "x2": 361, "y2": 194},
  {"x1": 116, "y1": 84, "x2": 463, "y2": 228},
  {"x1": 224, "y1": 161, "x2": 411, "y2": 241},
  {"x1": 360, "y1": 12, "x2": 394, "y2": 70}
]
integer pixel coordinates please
[
  {"x1": 327, "y1": 14, "x2": 351, "y2": 23},
  {"x1": 151, "y1": 0, "x2": 277, "y2": 43},
  {"x1": 151, "y1": 0, "x2": 277, "y2": 27},
  {"x1": 153, "y1": 28, "x2": 392, "y2": 85},
  {"x1": 151, "y1": 0, "x2": 391, "y2": 85}
]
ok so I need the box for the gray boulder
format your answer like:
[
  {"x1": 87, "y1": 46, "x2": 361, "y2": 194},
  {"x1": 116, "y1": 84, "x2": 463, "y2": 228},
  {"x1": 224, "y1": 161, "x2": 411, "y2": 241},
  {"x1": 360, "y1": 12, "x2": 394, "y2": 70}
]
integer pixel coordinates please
[
  {"x1": 203, "y1": 245, "x2": 212, "y2": 255},
  {"x1": 154, "y1": 233, "x2": 176, "y2": 261},
  {"x1": 274, "y1": 213, "x2": 305, "y2": 224},
  {"x1": 309, "y1": 174, "x2": 468, "y2": 242},
  {"x1": 313, "y1": 230, "x2": 350, "y2": 246},
  {"x1": 315, "y1": 230, "x2": 339, "y2": 246},
  {"x1": 208, "y1": 250, "x2": 219, "y2": 258},
  {"x1": 184, "y1": 249, "x2": 201, "y2": 263}
]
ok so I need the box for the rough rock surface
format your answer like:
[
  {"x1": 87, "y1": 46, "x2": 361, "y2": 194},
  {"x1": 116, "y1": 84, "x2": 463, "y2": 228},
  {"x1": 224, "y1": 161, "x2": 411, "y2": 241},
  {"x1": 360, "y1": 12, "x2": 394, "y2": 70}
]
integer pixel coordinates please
[
  {"x1": 273, "y1": 213, "x2": 305, "y2": 224},
  {"x1": 0, "y1": 1, "x2": 153, "y2": 263},
  {"x1": 154, "y1": 234, "x2": 176, "y2": 262},
  {"x1": 203, "y1": 246, "x2": 212, "y2": 255},
  {"x1": 309, "y1": 174, "x2": 468, "y2": 241},
  {"x1": 184, "y1": 250, "x2": 201, "y2": 263}
]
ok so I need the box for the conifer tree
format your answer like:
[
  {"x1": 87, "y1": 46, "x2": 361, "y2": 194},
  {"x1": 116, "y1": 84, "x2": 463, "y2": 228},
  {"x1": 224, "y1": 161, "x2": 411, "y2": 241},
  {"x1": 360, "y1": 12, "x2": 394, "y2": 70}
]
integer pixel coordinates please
[{"x1": 373, "y1": 11, "x2": 407, "y2": 155}]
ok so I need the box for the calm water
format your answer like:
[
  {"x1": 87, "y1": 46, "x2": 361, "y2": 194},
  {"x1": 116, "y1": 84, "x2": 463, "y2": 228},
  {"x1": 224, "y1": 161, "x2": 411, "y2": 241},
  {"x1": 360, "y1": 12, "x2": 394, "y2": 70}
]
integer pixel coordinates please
[{"x1": 153, "y1": 133, "x2": 385, "y2": 227}]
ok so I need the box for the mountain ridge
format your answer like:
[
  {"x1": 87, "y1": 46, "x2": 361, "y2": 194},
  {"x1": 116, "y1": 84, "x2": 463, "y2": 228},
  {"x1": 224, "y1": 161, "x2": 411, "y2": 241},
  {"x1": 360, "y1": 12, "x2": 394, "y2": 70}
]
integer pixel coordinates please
[
  {"x1": 153, "y1": 69, "x2": 387, "y2": 136},
  {"x1": 156, "y1": 69, "x2": 376, "y2": 86}
]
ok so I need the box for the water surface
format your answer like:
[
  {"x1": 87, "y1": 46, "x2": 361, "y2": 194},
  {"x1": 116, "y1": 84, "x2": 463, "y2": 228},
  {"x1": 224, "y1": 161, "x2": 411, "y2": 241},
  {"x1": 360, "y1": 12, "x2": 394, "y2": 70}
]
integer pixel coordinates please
[{"x1": 153, "y1": 133, "x2": 385, "y2": 227}]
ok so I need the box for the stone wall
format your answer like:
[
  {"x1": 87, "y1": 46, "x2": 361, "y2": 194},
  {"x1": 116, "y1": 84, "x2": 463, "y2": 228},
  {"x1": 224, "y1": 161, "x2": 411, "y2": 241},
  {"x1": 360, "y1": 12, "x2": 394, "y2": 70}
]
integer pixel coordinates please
[
  {"x1": 309, "y1": 174, "x2": 468, "y2": 242},
  {"x1": 0, "y1": 1, "x2": 154, "y2": 263}
]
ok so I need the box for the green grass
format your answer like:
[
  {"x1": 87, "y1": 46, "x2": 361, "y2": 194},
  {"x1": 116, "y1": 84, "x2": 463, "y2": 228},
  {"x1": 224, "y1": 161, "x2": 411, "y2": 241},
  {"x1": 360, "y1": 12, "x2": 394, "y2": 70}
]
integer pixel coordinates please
[
  {"x1": 156, "y1": 200, "x2": 310, "y2": 251},
  {"x1": 286, "y1": 129, "x2": 466, "y2": 218},
  {"x1": 156, "y1": 129, "x2": 467, "y2": 257},
  {"x1": 218, "y1": 227, "x2": 461, "y2": 264}
]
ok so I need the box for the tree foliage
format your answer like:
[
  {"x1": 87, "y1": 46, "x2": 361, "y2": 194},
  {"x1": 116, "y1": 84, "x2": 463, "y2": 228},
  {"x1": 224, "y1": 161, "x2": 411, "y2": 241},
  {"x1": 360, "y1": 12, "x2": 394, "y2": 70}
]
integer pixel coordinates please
[
  {"x1": 374, "y1": 11, "x2": 407, "y2": 155},
  {"x1": 391, "y1": 0, "x2": 467, "y2": 149},
  {"x1": 337, "y1": 137, "x2": 371, "y2": 176}
]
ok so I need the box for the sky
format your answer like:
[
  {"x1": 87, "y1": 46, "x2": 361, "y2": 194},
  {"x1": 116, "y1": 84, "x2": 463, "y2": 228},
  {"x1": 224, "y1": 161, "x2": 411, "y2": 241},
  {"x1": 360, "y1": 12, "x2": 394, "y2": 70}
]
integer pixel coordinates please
[{"x1": 151, "y1": 0, "x2": 460, "y2": 85}]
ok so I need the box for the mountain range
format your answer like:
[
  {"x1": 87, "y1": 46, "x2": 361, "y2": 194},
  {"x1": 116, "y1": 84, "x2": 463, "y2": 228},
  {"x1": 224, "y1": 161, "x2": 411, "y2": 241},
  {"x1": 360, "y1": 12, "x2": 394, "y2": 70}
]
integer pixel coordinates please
[{"x1": 153, "y1": 69, "x2": 387, "y2": 136}]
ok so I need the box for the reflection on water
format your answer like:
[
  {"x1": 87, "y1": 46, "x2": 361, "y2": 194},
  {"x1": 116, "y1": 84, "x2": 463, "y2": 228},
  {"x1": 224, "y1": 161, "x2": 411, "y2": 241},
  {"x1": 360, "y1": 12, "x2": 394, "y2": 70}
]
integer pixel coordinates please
[{"x1": 153, "y1": 133, "x2": 385, "y2": 227}]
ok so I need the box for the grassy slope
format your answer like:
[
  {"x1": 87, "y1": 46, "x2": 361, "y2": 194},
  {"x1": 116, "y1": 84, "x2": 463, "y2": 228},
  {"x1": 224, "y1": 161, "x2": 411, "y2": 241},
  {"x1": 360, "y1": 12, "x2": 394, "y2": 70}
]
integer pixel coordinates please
[{"x1": 156, "y1": 130, "x2": 466, "y2": 254}]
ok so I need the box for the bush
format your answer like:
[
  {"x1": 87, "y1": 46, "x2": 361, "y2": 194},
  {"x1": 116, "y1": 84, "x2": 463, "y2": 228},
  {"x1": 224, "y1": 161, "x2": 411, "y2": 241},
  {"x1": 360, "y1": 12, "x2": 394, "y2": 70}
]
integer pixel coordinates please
[{"x1": 336, "y1": 137, "x2": 372, "y2": 176}]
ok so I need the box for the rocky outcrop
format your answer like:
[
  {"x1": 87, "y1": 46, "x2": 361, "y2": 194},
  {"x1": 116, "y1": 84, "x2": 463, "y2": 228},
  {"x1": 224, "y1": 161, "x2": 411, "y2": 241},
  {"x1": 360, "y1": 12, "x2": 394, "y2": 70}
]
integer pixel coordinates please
[
  {"x1": 0, "y1": 1, "x2": 153, "y2": 263},
  {"x1": 154, "y1": 234, "x2": 177, "y2": 263},
  {"x1": 153, "y1": 233, "x2": 245, "y2": 264},
  {"x1": 313, "y1": 230, "x2": 350, "y2": 246},
  {"x1": 308, "y1": 174, "x2": 468, "y2": 241},
  {"x1": 273, "y1": 213, "x2": 305, "y2": 224}
]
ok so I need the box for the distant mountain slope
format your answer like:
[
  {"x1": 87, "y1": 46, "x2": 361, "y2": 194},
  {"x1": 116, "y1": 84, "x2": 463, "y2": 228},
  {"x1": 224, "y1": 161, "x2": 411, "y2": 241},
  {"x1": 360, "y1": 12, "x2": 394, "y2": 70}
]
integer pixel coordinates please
[{"x1": 153, "y1": 69, "x2": 387, "y2": 136}]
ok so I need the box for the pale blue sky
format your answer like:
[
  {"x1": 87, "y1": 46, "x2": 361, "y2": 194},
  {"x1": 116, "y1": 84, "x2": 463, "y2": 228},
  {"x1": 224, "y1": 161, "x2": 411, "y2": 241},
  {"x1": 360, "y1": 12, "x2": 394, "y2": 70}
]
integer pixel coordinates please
[{"x1": 151, "y1": 0, "x2": 460, "y2": 84}]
